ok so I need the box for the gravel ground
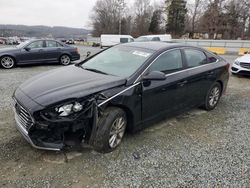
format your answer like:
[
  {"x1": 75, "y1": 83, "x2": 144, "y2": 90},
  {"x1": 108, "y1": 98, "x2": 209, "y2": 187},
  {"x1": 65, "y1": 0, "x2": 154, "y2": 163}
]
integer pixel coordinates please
[{"x1": 0, "y1": 46, "x2": 249, "y2": 187}]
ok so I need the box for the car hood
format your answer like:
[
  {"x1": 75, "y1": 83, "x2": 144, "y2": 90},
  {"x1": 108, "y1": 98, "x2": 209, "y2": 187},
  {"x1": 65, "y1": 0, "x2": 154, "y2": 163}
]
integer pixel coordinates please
[
  {"x1": 237, "y1": 54, "x2": 250, "y2": 63},
  {"x1": 0, "y1": 47, "x2": 19, "y2": 53},
  {"x1": 18, "y1": 65, "x2": 126, "y2": 106}
]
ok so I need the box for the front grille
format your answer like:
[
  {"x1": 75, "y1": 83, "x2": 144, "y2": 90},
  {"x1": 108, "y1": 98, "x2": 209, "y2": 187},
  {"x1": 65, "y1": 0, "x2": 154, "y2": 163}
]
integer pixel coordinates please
[
  {"x1": 15, "y1": 102, "x2": 33, "y2": 130},
  {"x1": 240, "y1": 62, "x2": 250, "y2": 69}
]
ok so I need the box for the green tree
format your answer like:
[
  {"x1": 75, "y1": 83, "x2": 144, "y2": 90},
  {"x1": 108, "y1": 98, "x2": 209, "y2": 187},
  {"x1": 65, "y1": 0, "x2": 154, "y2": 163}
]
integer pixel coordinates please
[
  {"x1": 165, "y1": 0, "x2": 187, "y2": 37},
  {"x1": 148, "y1": 9, "x2": 162, "y2": 34}
]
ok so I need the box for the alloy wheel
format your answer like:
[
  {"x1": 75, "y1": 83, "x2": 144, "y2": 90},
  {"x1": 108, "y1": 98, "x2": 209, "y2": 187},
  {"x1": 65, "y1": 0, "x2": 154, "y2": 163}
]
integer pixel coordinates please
[
  {"x1": 208, "y1": 86, "x2": 220, "y2": 107},
  {"x1": 109, "y1": 116, "x2": 126, "y2": 149},
  {"x1": 1, "y1": 57, "x2": 14, "y2": 69},
  {"x1": 60, "y1": 55, "x2": 71, "y2": 65}
]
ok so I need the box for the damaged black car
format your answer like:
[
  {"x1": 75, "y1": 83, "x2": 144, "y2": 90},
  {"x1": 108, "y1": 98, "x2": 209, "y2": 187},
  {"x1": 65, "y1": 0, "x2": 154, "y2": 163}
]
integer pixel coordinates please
[{"x1": 13, "y1": 42, "x2": 229, "y2": 153}]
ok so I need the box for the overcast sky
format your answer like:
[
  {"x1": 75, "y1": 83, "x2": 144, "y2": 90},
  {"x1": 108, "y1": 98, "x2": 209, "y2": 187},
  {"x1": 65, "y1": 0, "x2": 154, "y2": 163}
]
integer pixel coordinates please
[
  {"x1": 0, "y1": 0, "x2": 98, "y2": 29},
  {"x1": 0, "y1": 0, "x2": 166, "y2": 29}
]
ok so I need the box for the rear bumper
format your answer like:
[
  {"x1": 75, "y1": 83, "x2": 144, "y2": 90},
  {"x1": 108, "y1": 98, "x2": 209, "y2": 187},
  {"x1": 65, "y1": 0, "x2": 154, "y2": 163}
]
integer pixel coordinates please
[{"x1": 71, "y1": 54, "x2": 80, "y2": 61}]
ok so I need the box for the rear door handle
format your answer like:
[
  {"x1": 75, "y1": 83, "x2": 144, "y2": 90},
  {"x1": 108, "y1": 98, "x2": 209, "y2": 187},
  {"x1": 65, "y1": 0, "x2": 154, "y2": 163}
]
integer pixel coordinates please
[
  {"x1": 177, "y1": 80, "x2": 188, "y2": 87},
  {"x1": 39, "y1": 49, "x2": 44, "y2": 52},
  {"x1": 207, "y1": 71, "x2": 215, "y2": 75}
]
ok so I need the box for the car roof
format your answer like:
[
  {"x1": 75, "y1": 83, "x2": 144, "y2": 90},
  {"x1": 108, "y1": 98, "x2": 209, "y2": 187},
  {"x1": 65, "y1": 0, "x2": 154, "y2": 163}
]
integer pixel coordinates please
[
  {"x1": 120, "y1": 41, "x2": 191, "y2": 51},
  {"x1": 27, "y1": 39, "x2": 58, "y2": 42},
  {"x1": 139, "y1": 34, "x2": 171, "y2": 38}
]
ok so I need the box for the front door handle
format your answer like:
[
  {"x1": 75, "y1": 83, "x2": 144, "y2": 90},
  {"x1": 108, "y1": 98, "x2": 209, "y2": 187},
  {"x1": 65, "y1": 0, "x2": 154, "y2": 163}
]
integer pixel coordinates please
[{"x1": 177, "y1": 80, "x2": 188, "y2": 87}]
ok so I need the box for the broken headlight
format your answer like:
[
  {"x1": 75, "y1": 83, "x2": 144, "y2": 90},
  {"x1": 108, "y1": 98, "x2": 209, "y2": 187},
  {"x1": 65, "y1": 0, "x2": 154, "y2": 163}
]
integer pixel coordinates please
[
  {"x1": 41, "y1": 101, "x2": 85, "y2": 121},
  {"x1": 40, "y1": 96, "x2": 96, "y2": 121},
  {"x1": 56, "y1": 102, "x2": 83, "y2": 117}
]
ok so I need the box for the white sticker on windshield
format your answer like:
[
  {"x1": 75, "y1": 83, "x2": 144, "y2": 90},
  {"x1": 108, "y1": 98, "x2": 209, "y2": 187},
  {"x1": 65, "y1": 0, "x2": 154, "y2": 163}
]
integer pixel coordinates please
[{"x1": 132, "y1": 51, "x2": 151, "y2": 57}]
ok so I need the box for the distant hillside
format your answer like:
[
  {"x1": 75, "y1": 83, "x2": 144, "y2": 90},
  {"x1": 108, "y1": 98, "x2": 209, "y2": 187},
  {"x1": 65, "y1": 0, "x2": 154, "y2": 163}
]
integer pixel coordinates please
[{"x1": 0, "y1": 24, "x2": 91, "y2": 38}]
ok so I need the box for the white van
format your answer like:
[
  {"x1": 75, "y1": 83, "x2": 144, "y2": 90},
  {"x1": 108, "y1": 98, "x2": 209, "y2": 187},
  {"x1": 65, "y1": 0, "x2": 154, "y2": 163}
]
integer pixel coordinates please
[
  {"x1": 135, "y1": 34, "x2": 172, "y2": 42},
  {"x1": 100, "y1": 35, "x2": 134, "y2": 48}
]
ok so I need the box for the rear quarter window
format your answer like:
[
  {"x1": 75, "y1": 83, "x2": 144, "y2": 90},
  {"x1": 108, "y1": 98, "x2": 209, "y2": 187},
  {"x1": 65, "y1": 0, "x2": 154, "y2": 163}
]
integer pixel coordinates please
[{"x1": 206, "y1": 52, "x2": 218, "y2": 63}]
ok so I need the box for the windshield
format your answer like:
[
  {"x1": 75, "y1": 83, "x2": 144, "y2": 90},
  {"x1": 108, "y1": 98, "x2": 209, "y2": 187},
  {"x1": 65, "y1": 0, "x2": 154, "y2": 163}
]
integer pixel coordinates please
[
  {"x1": 81, "y1": 46, "x2": 154, "y2": 77},
  {"x1": 16, "y1": 40, "x2": 30, "y2": 48}
]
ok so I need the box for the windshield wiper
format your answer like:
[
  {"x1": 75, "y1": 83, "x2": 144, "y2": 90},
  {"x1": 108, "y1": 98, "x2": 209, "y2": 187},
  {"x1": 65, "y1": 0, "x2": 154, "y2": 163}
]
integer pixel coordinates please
[{"x1": 82, "y1": 67, "x2": 109, "y2": 75}]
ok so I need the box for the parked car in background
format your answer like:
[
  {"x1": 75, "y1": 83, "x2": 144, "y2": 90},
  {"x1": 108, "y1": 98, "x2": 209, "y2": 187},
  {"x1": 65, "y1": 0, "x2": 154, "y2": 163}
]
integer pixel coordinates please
[
  {"x1": 231, "y1": 53, "x2": 250, "y2": 75},
  {"x1": 0, "y1": 39, "x2": 80, "y2": 69},
  {"x1": 0, "y1": 39, "x2": 5, "y2": 44},
  {"x1": 13, "y1": 42, "x2": 229, "y2": 153},
  {"x1": 100, "y1": 34, "x2": 134, "y2": 48},
  {"x1": 135, "y1": 34, "x2": 172, "y2": 42},
  {"x1": 5, "y1": 38, "x2": 17, "y2": 45},
  {"x1": 66, "y1": 39, "x2": 75, "y2": 45}
]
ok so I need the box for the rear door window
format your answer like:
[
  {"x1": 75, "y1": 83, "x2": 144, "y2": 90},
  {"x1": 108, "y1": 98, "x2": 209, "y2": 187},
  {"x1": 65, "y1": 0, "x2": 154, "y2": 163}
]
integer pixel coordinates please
[
  {"x1": 184, "y1": 49, "x2": 207, "y2": 68},
  {"x1": 46, "y1": 41, "x2": 57, "y2": 48},
  {"x1": 149, "y1": 50, "x2": 183, "y2": 74}
]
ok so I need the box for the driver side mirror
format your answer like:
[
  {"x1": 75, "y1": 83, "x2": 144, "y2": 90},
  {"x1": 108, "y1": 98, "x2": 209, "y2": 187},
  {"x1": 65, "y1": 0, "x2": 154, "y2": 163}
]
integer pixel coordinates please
[
  {"x1": 86, "y1": 51, "x2": 91, "y2": 58},
  {"x1": 24, "y1": 47, "x2": 31, "y2": 51},
  {"x1": 143, "y1": 71, "x2": 166, "y2": 81}
]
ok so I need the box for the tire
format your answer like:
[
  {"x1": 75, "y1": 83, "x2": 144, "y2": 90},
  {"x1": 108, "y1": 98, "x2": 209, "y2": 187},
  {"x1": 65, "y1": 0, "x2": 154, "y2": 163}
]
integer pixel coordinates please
[
  {"x1": 203, "y1": 83, "x2": 222, "y2": 111},
  {"x1": 0, "y1": 56, "x2": 15, "y2": 69},
  {"x1": 93, "y1": 107, "x2": 127, "y2": 153},
  {"x1": 60, "y1": 54, "x2": 71, "y2": 66}
]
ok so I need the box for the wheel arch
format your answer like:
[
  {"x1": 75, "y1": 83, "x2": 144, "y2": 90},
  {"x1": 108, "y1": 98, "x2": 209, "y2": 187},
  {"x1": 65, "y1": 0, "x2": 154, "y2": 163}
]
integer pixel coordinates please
[
  {"x1": 0, "y1": 54, "x2": 17, "y2": 63},
  {"x1": 105, "y1": 104, "x2": 134, "y2": 132},
  {"x1": 59, "y1": 53, "x2": 72, "y2": 61},
  {"x1": 216, "y1": 80, "x2": 223, "y2": 93}
]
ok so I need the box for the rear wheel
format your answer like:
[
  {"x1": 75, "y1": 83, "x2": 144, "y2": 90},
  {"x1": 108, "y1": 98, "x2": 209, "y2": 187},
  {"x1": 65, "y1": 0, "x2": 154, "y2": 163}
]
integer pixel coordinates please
[
  {"x1": 93, "y1": 107, "x2": 127, "y2": 153},
  {"x1": 203, "y1": 83, "x2": 222, "y2": 111},
  {"x1": 0, "y1": 56, "x2": 15, "y2": 69},
  {"x1": 60, "y1": 54, "x2": 71, "y2": 66}
]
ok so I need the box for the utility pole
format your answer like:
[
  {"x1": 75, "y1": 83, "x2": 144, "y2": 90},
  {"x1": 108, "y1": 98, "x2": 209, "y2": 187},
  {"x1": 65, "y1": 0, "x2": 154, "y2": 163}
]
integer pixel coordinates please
[
  {"x1": 118, "y1": 0, "x2": 125, "y2": 35},
  {"x1": 119, "y1": 9, "x2": 122, "y2": 35}
]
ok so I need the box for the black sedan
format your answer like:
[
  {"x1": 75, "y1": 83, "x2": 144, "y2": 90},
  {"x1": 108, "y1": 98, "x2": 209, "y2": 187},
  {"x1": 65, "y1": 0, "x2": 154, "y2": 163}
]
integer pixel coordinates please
[
  {"x1": 0, "y1": 39, "x2": 80, "y2": 69},
  {"x1": 13, "y1": 42, "x2": 229, "y2": 153}
]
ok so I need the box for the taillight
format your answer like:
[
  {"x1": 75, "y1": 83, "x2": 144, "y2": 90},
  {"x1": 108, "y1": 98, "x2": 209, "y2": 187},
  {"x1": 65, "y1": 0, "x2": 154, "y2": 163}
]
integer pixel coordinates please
[{"x1": 75, "y1": 48, "x2": 79, "y2": 54}]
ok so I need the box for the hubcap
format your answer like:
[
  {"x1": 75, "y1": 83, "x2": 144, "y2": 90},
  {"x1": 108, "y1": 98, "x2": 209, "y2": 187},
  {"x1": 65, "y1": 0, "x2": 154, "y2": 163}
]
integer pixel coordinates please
[
  {"x1": 1, "y1": 57, "x2": 14, "y2": 68},
  {"x1": 209, "y1": 87, "x2": 220, "y2": 107},
  {"x1": 109, "y1": 116, "x2": 126, "y2": 149},
  {"x1": 61, "y1": 55, "x2": 70, "y2": 65}
]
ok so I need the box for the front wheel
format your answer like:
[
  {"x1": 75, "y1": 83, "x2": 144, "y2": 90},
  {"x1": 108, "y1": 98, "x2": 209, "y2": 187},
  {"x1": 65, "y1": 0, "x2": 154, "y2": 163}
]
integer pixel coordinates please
[
  {"x1": 0, "y1": 56, "x2": 15, "y2": 69},
  {"x1": 60, "y1": 55, "x2": 71, "y2": 66},
  {"x1": 203, "y1": 83, "x2": 222, "y2": 111},
  {"x1": 93, "y1": 107, "x2": 127, "y2": 153}
]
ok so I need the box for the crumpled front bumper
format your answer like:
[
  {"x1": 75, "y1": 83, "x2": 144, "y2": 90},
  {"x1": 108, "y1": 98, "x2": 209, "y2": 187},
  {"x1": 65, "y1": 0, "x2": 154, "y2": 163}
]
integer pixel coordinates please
[
  {"x1": 14, "y1": 111, "x2": 61, "y2": 151},
  {"x1": 12, "y1": 86, "x2": 106, "y2": 151}
]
